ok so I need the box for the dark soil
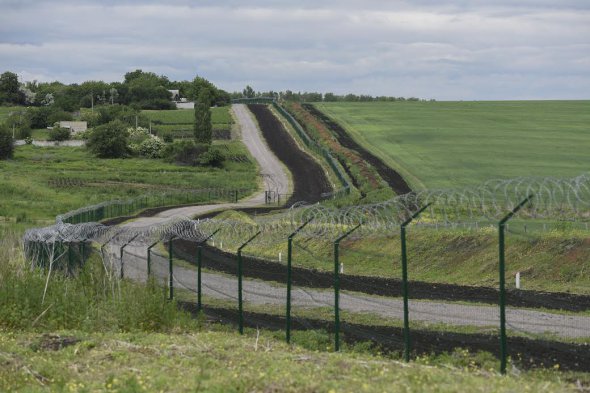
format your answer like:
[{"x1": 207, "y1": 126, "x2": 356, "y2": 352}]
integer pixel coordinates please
[
  {"x1": 178, "y1": 302, "x2": 590, "y2": 372},
  {"x1": 247, "y1": 104, "x2": 332, "y2": 204},
  {"x1": 302, "y1": 104, "x2": 412, "y2": 195},
  {"x1": 172, "y1": 239, "x2": 590, "y2": 312},
  {"x1": 33, "y1": 334, "x2": 80, "y2": 351}
]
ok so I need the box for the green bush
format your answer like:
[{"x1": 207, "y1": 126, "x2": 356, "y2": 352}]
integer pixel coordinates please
[
  {"x1": 17, "y1": 127, "x2": 32, "y2": 139},
  {"x1": 87, "y1": 119, "x2": 130, "y2": 158},
  {"x1": 47, "y1": 109, "x2": 73, "y2": 126},
  {"x1": 163, "y1": 140, "x2": 208, "y2": 165},
  {"x1": 0, "y1": 124, "x2": 14, "y2": 159},
  {"x1": 48, "y1": 126, "x2": 71, "y2": 141},
  {"x1": 138, "y1": 136, "x2": 164, "y2": 158},
  {"x1": 198, "y1": 146, "x2": 225, "y2": 167}
]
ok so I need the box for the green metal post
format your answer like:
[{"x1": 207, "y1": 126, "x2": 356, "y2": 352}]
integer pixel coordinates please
[
  {"x1": 146, "y1": 241, "x2": 159, "y2": 279},
  {"x1": 286, "y1": 219, "x2": 313, "y2": 344},
  {"x1": 237, "y1": 231, "x2": 261, "y2": 334},
  {"x1": 168, "y1": 236, "x2": 177, "y2": 300},
  {"x1": 119, "y1": 234, "x2": 139, "y2": 279},
  {"x1": 497, "y1": 195, "x2": 533, "y2": 374},
  {"x1": 400, "y1": 203, "x2": 432, "y2": 362},
  {"x1": 197, "y1": 229, "x2": 220, "y2": 312},
  {"x1": 79, "y1": 239, "x2": 86, "y2": 266},
  {"x1": 333, "y1": 224, "x2": 361, "y2": 351},
  {"x1": 67, "y1": 243, "x2": 73, "y2": 276}
]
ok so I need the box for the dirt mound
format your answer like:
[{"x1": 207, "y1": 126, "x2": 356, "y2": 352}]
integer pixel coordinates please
[
  {"x1": 302, "y1": 104, "x2": 412, "y2": 195},
  {"x1": 247, "y1": 104, "x2": 332, "y2": 204},
  {"x1": 178, "y1": 302, "x2": 590, "y2": 372},
  {"x1": 172, "y1": 239, "x2": 590, "y2": 312}
]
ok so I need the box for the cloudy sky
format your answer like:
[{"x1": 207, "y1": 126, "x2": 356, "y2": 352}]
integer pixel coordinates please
[{"x1": 1, "y1": 0, "x2": 589, "y2": 100}]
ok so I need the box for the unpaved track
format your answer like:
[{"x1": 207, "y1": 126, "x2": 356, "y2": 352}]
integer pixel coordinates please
[
  {"x1": 124, "y1": 104, "x2": 289, "y2": 228},
  {"x1": 112, "y1": 104, "x2": 589, "y2": 341},
  {"x1": 117, "y1": 248, "x2": 590, "y2": 339}
]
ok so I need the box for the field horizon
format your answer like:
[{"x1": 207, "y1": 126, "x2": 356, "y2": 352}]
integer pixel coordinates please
[{"x1": 314, "y1": 100, "x2": 590, "y2": 190}]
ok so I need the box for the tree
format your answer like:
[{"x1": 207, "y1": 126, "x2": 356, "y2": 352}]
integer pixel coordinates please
[
  {"x1": 0, "y1": 124, "x2": 14, "y2": 160},
  {"x1": 243, "y1": 85, "x2": 255, "y2": 98},
  {"x1": 0, "y1": 71, "x2": 25, "y2": 105},
  {"x1": 48, "y1": 127, "x2": 71, "y2": 142},
  {"x1": 194, "y1": 89, "x2": 212, "y2": 144},
  {"x1": 87, "y1": 119, "x2": 130, "y2": 158}
]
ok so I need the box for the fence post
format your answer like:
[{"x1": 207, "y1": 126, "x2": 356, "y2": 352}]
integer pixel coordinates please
[
  {"x1": 167, "y1": 236, "x2": 178, "y2": 300},
  {"x1": 119, "y1": 234, "x2": 139, "y2": 279},
  {"x1": 333, "y1": 224, "x2": 361, "y2": 351},
  {"x1": 78, "y1": 239, "x2": 86, "y2": 267},
  {"x1": 497, "y1": 195, "x2": 533, "y2": 374},
  {"x1": 237, "y1": 231, "x2": 262, "y2": 334},
  {"x1": 286, "y1": 219, "x2": 313, "y2": 344},
  {"x1": 146, "y1": 240, "x2": 159, "y2": 280},
  {"x1": 400, "y1": 203, "x2": 432, "y2": 362},
  {"x1": 197, "y1": 229, "x2": 220, "y2": 312},
  {"x1": 67, "y1": 243, "x2": 73, "y2": 276}
]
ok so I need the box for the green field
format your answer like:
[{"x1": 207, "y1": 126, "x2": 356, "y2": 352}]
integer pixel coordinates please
[
  {"x1": 0, "y1": 106, "x2": 23, "y2": 122},
  {"x1": 143, "y1": 106, "x2": 233, "y2": 125},
  {"x1": 0, "y1": 143, "x2": 256, "y2": 225},
  {"x1": 314, "y1": 101, "x2": 590, "y2": 190}
]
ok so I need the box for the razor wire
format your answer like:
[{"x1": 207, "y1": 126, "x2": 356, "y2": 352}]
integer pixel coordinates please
[{"x1": 24, "y1": 174, "x2": 590, "y2": 261}]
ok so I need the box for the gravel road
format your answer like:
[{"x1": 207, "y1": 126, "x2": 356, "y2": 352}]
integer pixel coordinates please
[{"x1": 116, "y1": 248, "x2": 590, "y2": 339}]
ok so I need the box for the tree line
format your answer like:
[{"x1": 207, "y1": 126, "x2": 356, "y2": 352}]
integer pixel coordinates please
[
  {"x1": 232, "y1": 85, "x2": 433, "y2": 103},
  {"x1": 0, "y1": 70, "x2": 232, "y2": 111}
]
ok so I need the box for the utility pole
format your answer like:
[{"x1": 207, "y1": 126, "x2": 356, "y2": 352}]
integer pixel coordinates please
[{"x1": 91, "y1": 92, "x2": 94, "y2": 114}]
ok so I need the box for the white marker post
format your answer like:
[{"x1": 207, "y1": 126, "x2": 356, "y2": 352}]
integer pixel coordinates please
[
  {"x1": 278, "y1": 252, "x2": 282, "y2": 262},
  {"x1": 515, "y1": 272, "x2": 521, "y2": 289}
]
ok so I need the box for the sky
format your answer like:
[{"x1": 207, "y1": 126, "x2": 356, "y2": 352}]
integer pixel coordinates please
[{"x1": 0, "y1": 0, "x2": 589, "y2": 100}]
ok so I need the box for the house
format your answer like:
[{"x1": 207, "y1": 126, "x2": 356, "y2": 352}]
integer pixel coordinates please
[{"x1": 58, "y1": 121, "x2": 87, "y2": 133}]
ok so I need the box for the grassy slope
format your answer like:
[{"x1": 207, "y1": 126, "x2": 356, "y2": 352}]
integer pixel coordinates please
[
  {"x1": 241, "y1": 225, "x2": 590, "y2": 294},
  {"x1": 314, "y1": 101, "x2": 590, "y2": 190},
  {"x1": 0, "y1": 143, "x2": 256, "y2": 225},
  {"x1": 0, "y1": 329, "x2": 577, "y2": 392}
]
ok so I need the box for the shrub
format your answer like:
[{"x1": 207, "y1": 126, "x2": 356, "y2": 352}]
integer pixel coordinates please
[
  {"x1": 163, "y1": 140, "x2": 208, "y2": 166},
  {"x1": 86, "y1": 119, "x2": 130, "y2": 158},
  {"x1": 198, "y1": 146, "x2": 225, "y2": 167},
  {"x1": 47, "y1": 110, "x2": 73, "y2": 126},
  {"x1": 138, "y1": 136, "x2": 164, "y2": 158},
  {"x1": 17, "y1": 127, "x2": 32, "y2": 139},
  {"x1": 48, "y1": 127, "x2": 71, "y2": 141},
  {"x1": 0, "y1": 124, "x2": 14, "y2": 159}
]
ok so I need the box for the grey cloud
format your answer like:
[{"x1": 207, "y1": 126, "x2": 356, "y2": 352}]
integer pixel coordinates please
[{"x1": 0, "y1": 1, "x2": 588, "y2": 99}]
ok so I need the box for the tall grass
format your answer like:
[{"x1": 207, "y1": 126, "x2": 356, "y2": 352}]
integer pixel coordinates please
[{"x1": 0, "y1": 228, "x2": 196, "y2": 332}]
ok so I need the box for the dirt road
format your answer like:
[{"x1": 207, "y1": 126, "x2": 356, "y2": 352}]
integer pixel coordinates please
[{"x1": 124, "y1": 104, "x2": 289, "y2": 228}]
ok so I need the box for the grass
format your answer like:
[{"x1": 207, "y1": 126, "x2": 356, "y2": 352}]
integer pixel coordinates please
[
  {"x1": 142, "y1": 106, "x2": 233, "y2": 125},
  {"x1": 1, "y1": 328, "x2": 580, "y2": 392},
  {"x1": 2, "y1": 229, "x2": 583, "y2": 392},
  {"x1": 228, "y1": 223, "x2": 590, "y2": 295},
  {"x1": 0, "y1": 142, "x2": 257, "y2": 225},
  {"x1": 314, "y1": 101, "x2": 590, "y2": 190}
]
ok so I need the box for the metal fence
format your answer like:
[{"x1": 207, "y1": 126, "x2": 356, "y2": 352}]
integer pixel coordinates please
[{"x1": 26, "y1": 216, "x2": 590, "y2": 374}]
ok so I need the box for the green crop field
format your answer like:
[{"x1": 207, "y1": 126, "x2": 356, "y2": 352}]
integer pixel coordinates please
[
  {"x1": 314, "y1": 101, "x2": 590, "y2": 190},
  {"x1": 0, "y1": 142, "x2": 256, "y2": 226},
  {"x1": 143, "y1": 106, "x2": 233, "y2": 125}
]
